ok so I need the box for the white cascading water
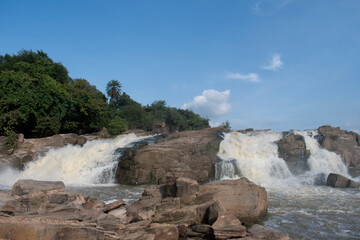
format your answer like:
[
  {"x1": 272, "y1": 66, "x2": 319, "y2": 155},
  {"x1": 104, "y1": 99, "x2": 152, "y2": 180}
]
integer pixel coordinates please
[
  {"x1": 217, "y1": 131, "x2": 293, "y2": 187},
  {"x1": 217, "y1": 130, "x2": 351, "y2": 187},
  {"x1": 295, "y1": 130, "x2": 350, "y2": 178},
  {"x1": 0, "y1": 133, "x2": 152, "y2": 186}
]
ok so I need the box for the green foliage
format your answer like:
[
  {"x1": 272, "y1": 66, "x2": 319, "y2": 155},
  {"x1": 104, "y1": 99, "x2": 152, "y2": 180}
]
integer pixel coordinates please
[
  {"x1": 222, "y1": 120, "x2": 231, "y2": 129},
  {"x1": 64, "y1": 78, "x2": 108, "y2": 133},
  {"x1": 107, "y1": 116, "x2": 127, "y2": 136},
  {"x1": 0, "y1": 50, "x2": 107, "y2": 137},
  {"x1": 3, "y1": 127, "x2": 16, "y2": 150},
  {"x1": 0, "y1": 50, "x2": 210, "y2": 138}
]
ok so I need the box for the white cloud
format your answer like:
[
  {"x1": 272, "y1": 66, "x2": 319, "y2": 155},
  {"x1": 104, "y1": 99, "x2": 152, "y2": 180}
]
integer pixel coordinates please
[
  {"x1": 225, "y1": 72, "x2": 261, "y2": 83},
  {"x1": 209, "y1": 121, "x2": 221, "y2": 128},
  {"x1": 182, "y1": 89, "x2": 231, "y2": 118},
  {"x1": 262, "y1": 53, "x2": 283, "y2": 71},
  {"x1": 253, "y1": 0, "x2": 293, "y2": 15}
]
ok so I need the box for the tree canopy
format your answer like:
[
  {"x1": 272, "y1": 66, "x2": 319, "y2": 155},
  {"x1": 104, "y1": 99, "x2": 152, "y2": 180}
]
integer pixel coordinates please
[{"x1": 0, "y1": 50, "x2": 210, "y2": 138}]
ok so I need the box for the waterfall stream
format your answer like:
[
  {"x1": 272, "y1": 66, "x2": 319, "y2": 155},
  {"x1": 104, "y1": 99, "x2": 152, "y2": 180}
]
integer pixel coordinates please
[
  {"x1": 0, "y1": 133, "x2": 152, "y2": 187},
  {"x1": 216, "y1": 130, "x2": 360, "y2": 239}
]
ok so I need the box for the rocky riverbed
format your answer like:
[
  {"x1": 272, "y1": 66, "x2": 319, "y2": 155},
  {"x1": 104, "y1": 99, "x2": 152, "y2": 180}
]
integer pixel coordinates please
[{"x1": 0, "y1": 178, "x2": 289, "y2": 240}]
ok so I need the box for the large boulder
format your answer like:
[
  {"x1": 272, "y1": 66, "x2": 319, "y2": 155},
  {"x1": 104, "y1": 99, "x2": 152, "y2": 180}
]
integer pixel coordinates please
[
  {"x1": 200, "y1": 178, "x2": 267, "y2": 224},
  {"x1": 116, "y1": 127, "x2": 228, "y2": 185},
  {"x1": 277, "y1": 134, "x2": 310, "y2": 175},
  {"x1": 326, "y1": 173, "x2": 360, "y2": 188},
  {"x1": 318, "y1": 125, "x2": 360, "y2": 177},
  {"x1": 0, "y1": 133, "x2": 87, "y2": 169}
]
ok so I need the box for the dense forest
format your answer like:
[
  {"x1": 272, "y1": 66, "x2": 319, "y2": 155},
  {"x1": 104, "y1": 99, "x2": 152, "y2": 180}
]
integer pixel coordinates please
[{"x1": 0, "y1": 50, "x2": 210, "y2": 139}]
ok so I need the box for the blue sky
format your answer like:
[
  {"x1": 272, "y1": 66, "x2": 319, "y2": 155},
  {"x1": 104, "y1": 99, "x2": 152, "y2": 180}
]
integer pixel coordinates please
[{"x1": 1, "y1": 0, "x2": 359, "y2": 132}]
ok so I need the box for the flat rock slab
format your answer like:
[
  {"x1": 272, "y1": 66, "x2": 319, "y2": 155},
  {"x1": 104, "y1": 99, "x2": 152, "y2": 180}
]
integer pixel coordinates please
[{"x1": 12, "y1": 179, "x2": 65, "y2": 196}]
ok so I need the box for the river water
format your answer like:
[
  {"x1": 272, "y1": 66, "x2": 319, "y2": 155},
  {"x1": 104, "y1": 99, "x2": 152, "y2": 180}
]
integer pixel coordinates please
[{"x1": 0, "y1": 131, "x2": 359, "y2": 239}]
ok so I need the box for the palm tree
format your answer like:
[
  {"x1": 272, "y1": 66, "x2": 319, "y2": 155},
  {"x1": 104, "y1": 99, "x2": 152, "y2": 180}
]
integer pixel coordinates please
[{"x1": 106, "y1": 80, "x2": 122, "y2": 102}]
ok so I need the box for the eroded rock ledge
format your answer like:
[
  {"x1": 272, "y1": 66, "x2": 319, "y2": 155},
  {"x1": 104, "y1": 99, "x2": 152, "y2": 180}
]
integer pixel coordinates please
[
  {"x1": 117, "y1": 127, "x2": 228, "y2": 185},
  {"x1": 0, "y1": 179, "x2": 290, "y2": 240}
]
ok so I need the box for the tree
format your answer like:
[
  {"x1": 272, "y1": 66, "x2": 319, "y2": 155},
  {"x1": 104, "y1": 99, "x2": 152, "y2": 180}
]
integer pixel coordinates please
[
  {"x1": 106, "y1": 80, "x2": 122, "y2": 102},
  {"x1": 107, "y1": 116, "x2": 127, "y2": 136},
  {"x1": 222, "y1": 120, "x2": 231, "y2": 129}
]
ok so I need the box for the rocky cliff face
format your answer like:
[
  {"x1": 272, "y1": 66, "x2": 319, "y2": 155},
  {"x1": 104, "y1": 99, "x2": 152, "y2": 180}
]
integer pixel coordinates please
[
  {"x1": 0, "y1": 133, "x2": 87, "y2": 169},
  {"x1": 318, "y1": 125, "x2": 360, "y2": 177},
  {"x1": 116, "y1": 127, "x2": 228, "y2": 185},
  {"x1": 277, "y1": 134, "x2": 310, "y2": 175}
]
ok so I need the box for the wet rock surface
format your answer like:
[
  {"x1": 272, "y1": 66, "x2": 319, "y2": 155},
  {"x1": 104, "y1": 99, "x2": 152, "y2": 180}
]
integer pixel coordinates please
[{"x1": 0, "y1": 179, "x2": 290, "y2": 240}]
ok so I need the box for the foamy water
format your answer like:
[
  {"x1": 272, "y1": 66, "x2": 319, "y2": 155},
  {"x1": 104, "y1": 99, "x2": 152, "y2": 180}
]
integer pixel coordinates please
[
  {"x1": 216, "y1": 130, "x2": 360, "y2": 239},
  {"x1": 0, "y1": 133, "x2": 152, "y2": 186}
]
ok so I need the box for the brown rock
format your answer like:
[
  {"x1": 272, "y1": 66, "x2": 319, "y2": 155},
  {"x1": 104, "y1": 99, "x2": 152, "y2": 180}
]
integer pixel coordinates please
[
  {"x1": 126, "y1": 198, "x2": 159, "y2": 222},
  {"x1": 0, "y1": 219, "x2": 112, "y2": 240},
  {"x1": 149, "y1": 223, "x2": 179, "y2": 240},
  {"x1": 96, "y1": 214, "x2": 122, "y2": 231},
  {"x1": 277, "y1": 134, "x2": 310, "y2": 175},
  {"x1": 212, "y1": 212, "x2": 247, "y2": 239},
  {"x1": 142, "y1": 185, "x2": 166, "y2": 199},
  {"x1": 108, "y1": 207, "x2": 130, "y2": 224},
  {"x1": 116, "y1": 127, "x2": 228, "y2": 185},
  {"x1": 82, "y1": 196, "x2": 106, "y2": 211},
  {"x1": 200, "y1": 178, "x2": 267, "y2": 224},
  {"x1": 12, "y1": 179, "x2": 65, "y2": 196},
  {"x1": 205, "y1": 200, "x2": 227, "y2": 225},
  {"x1": 103, "y1": 200, "x2": 126, "y2": 213},
  {"x1": 318, "y1": 125, "x2": 360, "y2": 177},
  {"x1": 326, "y1": 173, "x2": 360, "y2": 188},
  {"x1": 152, "y1": 200, "x2": 215, "y2": 225},
  {"x1": 175, "y1": 177, "x2": 199, "y2": 197},
  {"x1": 0, "y1": 190, "x2": 12, "y2": 209},
  {"x1": 247, "y1": 224, "x2": 291, "y2": 240},
  {"x1": 191, "y1": 224, "x2": 211, "y2": 234}
]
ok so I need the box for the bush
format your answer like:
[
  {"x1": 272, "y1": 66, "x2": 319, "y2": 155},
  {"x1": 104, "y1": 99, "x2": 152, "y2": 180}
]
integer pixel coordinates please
[
  {"x1": 4, "y1": 127, "x2": 16, "y2": 150},
  {"x1": 107, "y1": 116, "x2": 127, "y2": 136}
]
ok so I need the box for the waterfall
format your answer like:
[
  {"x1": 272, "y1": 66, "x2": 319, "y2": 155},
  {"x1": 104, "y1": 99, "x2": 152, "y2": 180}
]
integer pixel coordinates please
[
  {"x1": 217, "y1": 131, "x2": 293, "y2": 187},
  {"x1": 216, "y1": 130, "x2": 351, "y2": 187},
  {"x1": 0, "y1": 133, "x2": 152, "y2": 186},
  {"x1": 295, "y1": 130, "x2": 349, "y2": 178}
]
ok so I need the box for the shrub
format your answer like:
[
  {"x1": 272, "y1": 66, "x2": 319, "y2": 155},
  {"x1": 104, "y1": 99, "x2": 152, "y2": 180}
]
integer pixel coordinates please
[{"x1": 107, "y1": 116, "x2": 127, "y2": 136}]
